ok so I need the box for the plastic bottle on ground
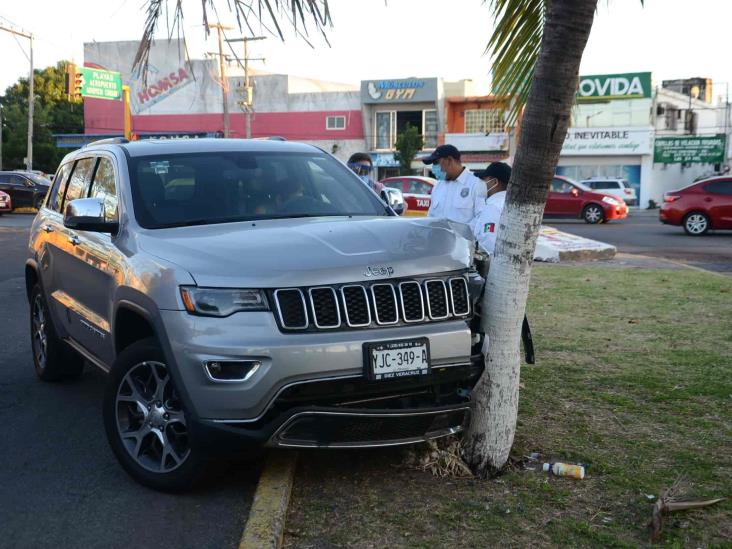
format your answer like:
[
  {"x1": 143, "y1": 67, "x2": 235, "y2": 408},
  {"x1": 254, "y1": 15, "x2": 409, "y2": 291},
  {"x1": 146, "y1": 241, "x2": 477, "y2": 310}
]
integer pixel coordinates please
[{"x1": 542, "y1": 462, "x2": 585, "y2": 479}]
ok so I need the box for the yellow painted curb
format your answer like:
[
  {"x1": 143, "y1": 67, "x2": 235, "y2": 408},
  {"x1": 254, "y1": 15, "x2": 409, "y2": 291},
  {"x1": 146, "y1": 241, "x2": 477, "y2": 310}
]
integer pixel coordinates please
[{"x1": 239, "y1": 451, "x2": 298, "y2": 549}]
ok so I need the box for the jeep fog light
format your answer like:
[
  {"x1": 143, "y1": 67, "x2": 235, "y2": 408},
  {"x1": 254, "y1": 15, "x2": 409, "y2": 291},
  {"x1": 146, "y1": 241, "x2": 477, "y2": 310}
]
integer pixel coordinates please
[
  {"x1": 180, "y1": 287, "x2": 269, "y2": 317},
  {"x1": 204, "y1": 360, "x2": 261, "y2": 382}
]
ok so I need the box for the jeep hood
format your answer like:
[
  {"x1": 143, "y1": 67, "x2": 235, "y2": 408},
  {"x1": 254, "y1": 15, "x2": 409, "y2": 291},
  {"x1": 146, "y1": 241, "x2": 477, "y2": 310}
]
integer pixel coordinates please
[{"x1": 138, "y1": 216, "x2": 473, "y2": 288}]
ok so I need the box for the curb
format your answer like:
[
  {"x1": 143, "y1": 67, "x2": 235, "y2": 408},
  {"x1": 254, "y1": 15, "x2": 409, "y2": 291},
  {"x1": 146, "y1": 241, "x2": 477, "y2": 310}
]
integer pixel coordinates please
[{"x1": 239, "y1": 451, "x2": 298, "y2": 549}]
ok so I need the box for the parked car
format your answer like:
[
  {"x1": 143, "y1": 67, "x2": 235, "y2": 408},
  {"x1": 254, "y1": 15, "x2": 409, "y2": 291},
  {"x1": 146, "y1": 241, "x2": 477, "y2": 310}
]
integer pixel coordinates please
[
  {"x1": 660, "y1": 177, "x2": 732, "y2": 235},
  {"x1": 27, "y1": 137, "x2": 484, "y2": 490},
  {"x1": 0, "y1": 170, "x2": 51, "y2": 210},
  {"x1": 380, "y1": 176, "x2": 435, "y2": 216},
  {"x1": 545, "y1": 175, "x2": 628, "y2": 224},
  {"x1": 580, "y1": 177, "x2": 637, "y2": 206},
  {"x1": 0, "y1": 190, "x2": 11, "y2": 214}
]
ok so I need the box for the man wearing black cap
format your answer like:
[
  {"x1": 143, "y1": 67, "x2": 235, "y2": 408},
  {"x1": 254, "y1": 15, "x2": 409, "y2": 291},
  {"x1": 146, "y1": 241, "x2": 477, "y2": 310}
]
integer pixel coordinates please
[
  {"x1": 471, "y1": 161, "x2": 511, "y2": 254},
  {"x1": 422, "y1": 144, "x2": 487, "y2": 225}
]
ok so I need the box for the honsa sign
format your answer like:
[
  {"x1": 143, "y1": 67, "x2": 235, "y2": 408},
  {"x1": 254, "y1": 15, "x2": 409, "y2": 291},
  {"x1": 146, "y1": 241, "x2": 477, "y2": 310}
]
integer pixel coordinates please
[{"x1": 577, "y1": 72, "x2": 652, "y2": 101}]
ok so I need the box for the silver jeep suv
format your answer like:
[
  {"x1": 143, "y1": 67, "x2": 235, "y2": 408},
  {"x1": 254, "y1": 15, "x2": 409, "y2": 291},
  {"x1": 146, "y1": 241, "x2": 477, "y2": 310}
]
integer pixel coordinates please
[{"x1": 26, "y1": 138, "x2": 483, "y2": 490}]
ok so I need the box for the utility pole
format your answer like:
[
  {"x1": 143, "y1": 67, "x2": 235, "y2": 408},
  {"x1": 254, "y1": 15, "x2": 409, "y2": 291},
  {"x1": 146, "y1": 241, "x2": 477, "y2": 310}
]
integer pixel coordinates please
[
  {"x1": 0, "y1": 105, "x2": 3, "y2": 170},
  {"x1": 0, "y1": 24, "x2": 33, "y2": 169},
  {"x1": 207, "y1": 23, "x2": 233, "y2": 138},
  {"x1": 226, "y1": 36, "x2": 265, "y2": 139}
]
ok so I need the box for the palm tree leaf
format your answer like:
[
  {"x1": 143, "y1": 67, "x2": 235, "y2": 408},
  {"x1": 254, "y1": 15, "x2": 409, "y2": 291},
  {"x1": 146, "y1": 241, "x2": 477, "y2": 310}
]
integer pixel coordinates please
[
  {"x1": 485, "y1": 0, "x2": 546, "y2": 125},
  {"x1": 132, "y1": 0, "x2": 332, "y2": 80}
]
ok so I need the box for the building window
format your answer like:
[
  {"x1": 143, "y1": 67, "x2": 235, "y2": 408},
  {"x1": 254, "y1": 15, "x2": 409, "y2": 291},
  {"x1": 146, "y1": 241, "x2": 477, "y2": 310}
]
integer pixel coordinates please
[
  {"x1": 374, "y1": 110, "x2": 436, "y2": 150},
  {"x1": 326, "y1": 115, "x2": 346, "y2": 130},
  {"x1": 464, "y1": 109, "x2": 504, "y2": 133}
]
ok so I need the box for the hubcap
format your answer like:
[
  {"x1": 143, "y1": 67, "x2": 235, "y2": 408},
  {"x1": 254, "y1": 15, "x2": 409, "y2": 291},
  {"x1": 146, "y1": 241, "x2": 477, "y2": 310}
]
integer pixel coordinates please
[
  {"x1": 32, "y1": 294, "x2": 48, "y2": 369},
  {"x1": 586, "y1": 207, "x2": 602, "y2": 223},
  {"x1": 686, "y1": 214, "x2": 707, "y2": 234},
  {"x1": 115, "y1": 361, "x2": 190, "y2": 473}
]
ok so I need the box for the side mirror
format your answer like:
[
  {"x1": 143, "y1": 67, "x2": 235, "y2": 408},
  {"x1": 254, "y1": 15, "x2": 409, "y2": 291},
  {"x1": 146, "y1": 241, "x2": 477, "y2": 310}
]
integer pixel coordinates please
[
  {"x1": 570, "y1": 188, "x2": 579, "y2": 197},
  {"x1": 382, "y1": 187, "x2": 407, "y2": 216},
  {"x1": 64, "y1": 197, "x2": 118, "y2": 233}
]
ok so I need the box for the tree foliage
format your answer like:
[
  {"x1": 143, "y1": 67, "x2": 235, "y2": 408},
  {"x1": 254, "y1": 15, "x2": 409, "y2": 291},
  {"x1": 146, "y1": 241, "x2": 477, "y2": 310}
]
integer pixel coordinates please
[
  {"x1": 394, "y1": 124, "x2": 424, "y2": 176},
  {"x1": 0, "y1": 61, "x2": 83, "y2": 173}
]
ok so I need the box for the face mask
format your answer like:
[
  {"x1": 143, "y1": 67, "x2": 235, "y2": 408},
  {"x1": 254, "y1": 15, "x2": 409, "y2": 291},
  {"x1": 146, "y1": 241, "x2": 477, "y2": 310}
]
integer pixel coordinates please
[{"x1": 432, "y1": 164, "x2": 446, "y2": 180}]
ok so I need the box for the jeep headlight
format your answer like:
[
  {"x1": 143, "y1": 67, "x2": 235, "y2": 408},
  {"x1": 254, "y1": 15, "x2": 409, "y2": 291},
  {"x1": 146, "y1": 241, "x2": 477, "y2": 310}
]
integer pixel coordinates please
[
  {"x1": 602, "y1": 196, "x2": 619, "y2": 206},
  {"x1": 180, "y1": 287, "x2": 269, "y2": 317}
]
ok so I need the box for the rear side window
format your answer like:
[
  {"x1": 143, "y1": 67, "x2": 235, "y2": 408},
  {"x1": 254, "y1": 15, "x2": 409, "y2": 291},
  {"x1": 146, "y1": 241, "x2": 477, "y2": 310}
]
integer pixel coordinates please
[
  {"x1": 49, "y1": 163, "x2": 74, "y2": 212},
  {"x1": 61, "y1": 158, "x2": 97, "y2": 212},
  {"x1": 704, "y1": 181, "x2": 732, "y2": 196},
  {"x1": 89, "y1": 157, "x2": 119, "y2": 222}
]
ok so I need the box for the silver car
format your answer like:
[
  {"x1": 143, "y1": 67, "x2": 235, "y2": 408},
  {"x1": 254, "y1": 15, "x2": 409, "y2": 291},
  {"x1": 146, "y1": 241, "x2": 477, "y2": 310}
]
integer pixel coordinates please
[{"x1": 26, "y1": 138, "x2": 483, "y2": 490}]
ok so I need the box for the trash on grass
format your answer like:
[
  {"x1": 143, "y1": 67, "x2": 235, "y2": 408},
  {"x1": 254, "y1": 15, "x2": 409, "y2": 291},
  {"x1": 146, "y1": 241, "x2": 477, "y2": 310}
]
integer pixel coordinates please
[{"x1": 542, "y1": 462, "x2": 585, "y2": 479}]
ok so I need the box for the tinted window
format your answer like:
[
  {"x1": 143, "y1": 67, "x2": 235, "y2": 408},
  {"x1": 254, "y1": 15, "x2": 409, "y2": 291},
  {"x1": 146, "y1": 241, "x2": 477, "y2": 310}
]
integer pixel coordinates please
[
  {"x1": 89, "y1": 157, "x2": 119, "y2": 222},
  {"x1": 704, "y1": 181, "x2": 732, "y2": 196},
  {"x1": 62, "y1": 158, "x2": 97, "y2": 212},
  {"x1": 49, "y1": 163, "x2": 74, "y2": 212},
  {"x1": 129, "y1": 151, "x2": 388, "y2": 229},
  {"x1": 0, "y1": 174, "x2": 9, "y2": 184},
  {"x1": 551, "y1": 178, "x2": 573, "y2": 193}
]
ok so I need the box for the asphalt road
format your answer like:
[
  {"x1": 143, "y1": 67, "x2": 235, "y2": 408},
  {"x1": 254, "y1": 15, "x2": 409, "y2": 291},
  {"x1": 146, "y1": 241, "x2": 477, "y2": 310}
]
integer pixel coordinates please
[
  {"x1": 0, "y1": 214, "x2": 260, "y2": 549},
  {"x1": 545, "y1": 209, "x2": 732, "y2": 274}
]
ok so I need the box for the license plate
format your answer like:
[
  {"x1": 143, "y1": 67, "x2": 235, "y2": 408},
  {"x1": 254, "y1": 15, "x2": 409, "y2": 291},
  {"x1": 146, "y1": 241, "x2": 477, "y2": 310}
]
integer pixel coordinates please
[{"x1": 364, "y1": 338, "x2": 430, "y2": 380}]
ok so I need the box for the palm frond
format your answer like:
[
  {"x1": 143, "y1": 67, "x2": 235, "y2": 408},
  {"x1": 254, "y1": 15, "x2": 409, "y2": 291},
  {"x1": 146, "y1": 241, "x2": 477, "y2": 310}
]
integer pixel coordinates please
[
  {"x1": 132, "y1": 0, "x2": 332, "y2": 81},
  {"x1": 485, "y1": 0, "x2": 546, "y2": 125}
]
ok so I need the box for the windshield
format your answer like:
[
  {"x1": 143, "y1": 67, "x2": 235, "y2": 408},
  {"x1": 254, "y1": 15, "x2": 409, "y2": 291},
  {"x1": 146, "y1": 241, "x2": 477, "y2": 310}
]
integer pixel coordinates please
[
  {"x1": 128, "y1": 151, "x2": 389, "y2": 229},
  {"x1": 25, "y1": 173, "x2": 51, "y2": 186}
]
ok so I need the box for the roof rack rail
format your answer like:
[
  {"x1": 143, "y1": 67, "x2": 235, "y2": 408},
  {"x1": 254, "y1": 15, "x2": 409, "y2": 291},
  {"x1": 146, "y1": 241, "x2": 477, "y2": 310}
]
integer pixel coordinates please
[
  {"x1": 84, "y1": 137, "x2": 130, "y2": 148},
  {"x1": 250, "y1": 136, "x2": 287, "y2": 141}
]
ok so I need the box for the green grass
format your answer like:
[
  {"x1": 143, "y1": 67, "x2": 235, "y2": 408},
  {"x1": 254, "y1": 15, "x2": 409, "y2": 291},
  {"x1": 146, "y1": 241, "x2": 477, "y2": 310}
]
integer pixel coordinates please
[{"x1": 283, "y1": 265, "x2": 732, "y2": 548}]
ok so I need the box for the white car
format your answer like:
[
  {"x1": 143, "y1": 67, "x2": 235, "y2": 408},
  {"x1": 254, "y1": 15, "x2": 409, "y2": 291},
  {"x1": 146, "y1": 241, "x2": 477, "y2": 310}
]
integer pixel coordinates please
[{"x1": 581, "y1": 178, "x2": 637, "y2": 206}]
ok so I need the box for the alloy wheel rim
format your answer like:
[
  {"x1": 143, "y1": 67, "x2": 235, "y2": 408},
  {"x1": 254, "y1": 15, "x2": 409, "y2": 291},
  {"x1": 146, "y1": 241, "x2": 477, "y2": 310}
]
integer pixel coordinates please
[
  {"x1": 586, "y1": 207, "x2": 602, "y2": 223},
  {"x1": 32, "y1": 294, "x2": 48, "y2": 369},
  {"x1": 115, "y1": 361, "x2": 190, "y2": 473},
  {"x1": 686, "y1": 215, "x2": 707, "y2": 234}
]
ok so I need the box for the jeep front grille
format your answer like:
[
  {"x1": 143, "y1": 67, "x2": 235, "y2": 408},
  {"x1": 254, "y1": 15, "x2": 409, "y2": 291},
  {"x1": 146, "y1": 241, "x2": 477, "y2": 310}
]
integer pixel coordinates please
[{"x1": 272, "y1": 275, "x2": 470, "y2": 332}]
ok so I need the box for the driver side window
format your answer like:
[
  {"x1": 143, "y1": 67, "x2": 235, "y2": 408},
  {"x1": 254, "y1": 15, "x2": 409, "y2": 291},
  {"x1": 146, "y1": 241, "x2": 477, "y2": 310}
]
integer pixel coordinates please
[{"x1": 551, "y1": 179, "x2": 573, "y2": 193}]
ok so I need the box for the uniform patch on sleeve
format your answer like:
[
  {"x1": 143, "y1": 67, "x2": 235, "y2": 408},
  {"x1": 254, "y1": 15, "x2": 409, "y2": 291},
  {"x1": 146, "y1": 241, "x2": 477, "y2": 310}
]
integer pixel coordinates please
[{"x1": 483, "y1": 223, "x2": 496, "y2": 233}]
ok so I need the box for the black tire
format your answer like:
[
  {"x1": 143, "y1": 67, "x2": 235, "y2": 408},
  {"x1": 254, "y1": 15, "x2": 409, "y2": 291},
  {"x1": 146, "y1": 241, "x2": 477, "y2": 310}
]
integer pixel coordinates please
[
  {"x1": 30, "y1": 283, "x2": 84, "y2": 381},
  {"x1": 582, "y1": 203, "x2": 605, "y2": 224},
  {"x1": 683, "y1": 211, "x2": 710, "y2": 236},
  {"x1": 103, "y1": 338, "x2": 204, "y2": 491}
]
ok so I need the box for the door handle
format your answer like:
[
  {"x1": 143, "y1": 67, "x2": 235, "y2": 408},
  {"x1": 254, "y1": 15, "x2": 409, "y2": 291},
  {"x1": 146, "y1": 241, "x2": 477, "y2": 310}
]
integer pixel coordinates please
[
  {"x1": 43, "y1": 224, "x2": 54, "y2": 233},
  {"x1": 68, "y1": 234, "x2": 80, "y2": 246}
]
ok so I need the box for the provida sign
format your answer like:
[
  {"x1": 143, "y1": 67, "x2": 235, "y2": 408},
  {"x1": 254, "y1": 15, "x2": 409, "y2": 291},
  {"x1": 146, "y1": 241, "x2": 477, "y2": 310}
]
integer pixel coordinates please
[{"x1": 577, "y1": 72, "x2": 652, "y2": 101}]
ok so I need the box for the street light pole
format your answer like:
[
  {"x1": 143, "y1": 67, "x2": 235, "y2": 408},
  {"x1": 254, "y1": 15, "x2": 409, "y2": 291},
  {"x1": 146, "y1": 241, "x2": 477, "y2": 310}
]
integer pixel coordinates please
[
  {"x1": 27, "y1": 34, "x2": 34, "y2": 170},
  {"x1": 0, "y1": 24, "x2": 34, "y2": 169}
]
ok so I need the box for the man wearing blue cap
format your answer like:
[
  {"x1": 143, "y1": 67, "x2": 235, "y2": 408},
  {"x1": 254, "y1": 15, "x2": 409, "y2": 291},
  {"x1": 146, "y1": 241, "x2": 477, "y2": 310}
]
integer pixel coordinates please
[
  {"x1": 471, "y1": 161, "x2": 511, "y2": 255},
  {"x1": 422, "y1": 144, "x2": 487, "y2": 225}
]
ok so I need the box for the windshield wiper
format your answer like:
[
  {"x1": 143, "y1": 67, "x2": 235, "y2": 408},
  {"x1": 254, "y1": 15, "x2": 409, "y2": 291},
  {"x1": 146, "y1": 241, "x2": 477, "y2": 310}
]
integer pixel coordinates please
[{"x1": 154, "y1": 216, "x2": 256, "y2": 229}]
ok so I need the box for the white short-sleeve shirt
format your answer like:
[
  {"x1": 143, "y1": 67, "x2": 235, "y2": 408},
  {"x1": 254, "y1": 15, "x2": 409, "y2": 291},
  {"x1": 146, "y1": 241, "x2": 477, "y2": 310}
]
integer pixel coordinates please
[
  {"x1": 471, "y1": 191, "x2": 507, "y2": 254},
  {"x1": 427, "y1": 168, "x2": 487, "y2": 225}
]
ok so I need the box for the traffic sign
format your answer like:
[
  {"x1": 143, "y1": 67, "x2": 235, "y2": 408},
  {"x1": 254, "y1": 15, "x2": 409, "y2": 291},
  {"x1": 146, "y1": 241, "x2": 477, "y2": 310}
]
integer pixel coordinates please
[{"x1": 78, "y1": 67, "x2": 123, "y2": 100}]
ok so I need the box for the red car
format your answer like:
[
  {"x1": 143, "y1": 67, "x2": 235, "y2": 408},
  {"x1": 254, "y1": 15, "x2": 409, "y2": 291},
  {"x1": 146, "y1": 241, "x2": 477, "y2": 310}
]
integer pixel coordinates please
[
  {"x1": 660, "y1": 177, "x2": 732, "y2": 235},
  {"x1": 380, "y1": 176, "x2": 435, "y2": 217},
  {"x1": 0, "y1": 191, "x2": 11, "y2": 215},
  {"x1": 545, "y1": 176, "x2": 628, "y2": 223}
]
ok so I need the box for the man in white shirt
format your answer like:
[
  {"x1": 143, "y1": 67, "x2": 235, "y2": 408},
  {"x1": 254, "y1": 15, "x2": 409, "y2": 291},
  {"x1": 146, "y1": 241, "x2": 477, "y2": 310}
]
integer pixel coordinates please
[
  {"x1": 423, "y1": 145, "x2": 487, "y2": 225},
  {"x1": 471, "y1": 162, "x2": 511, "y2": 255}
]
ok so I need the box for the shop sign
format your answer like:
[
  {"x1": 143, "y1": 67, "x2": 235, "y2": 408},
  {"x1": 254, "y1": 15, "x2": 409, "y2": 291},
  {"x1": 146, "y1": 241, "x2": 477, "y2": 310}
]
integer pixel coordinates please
[
  {"x1": 577, "y1": 72, "x2": 652, "y2": 101},
  {"x1": 361, "y1": 78, "x2": 438, "y2": 104},
  {"x1": 561, "y1": 127, "x2": 652, "y2": 156},
  {"x1": 653, "y1": 134, "x2": 726, "y2": 164}
]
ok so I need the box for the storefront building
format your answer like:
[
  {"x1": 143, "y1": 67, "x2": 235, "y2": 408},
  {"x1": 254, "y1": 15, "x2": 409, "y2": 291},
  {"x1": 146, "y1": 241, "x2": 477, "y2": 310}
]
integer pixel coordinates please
[{"x1": 360, "y1": 78, "x2": 443, "y2": 179}]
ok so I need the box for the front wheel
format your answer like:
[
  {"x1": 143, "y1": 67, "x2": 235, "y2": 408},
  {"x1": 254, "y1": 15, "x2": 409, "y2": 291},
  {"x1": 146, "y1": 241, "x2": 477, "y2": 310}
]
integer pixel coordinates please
[
  {"x1": 583, "y1": 204, "x2": 605, "y2": 224},
  {"x1": 103, "y1": 338, "x2": 203, "y2": 491},
  {"x1": 683, "y1": 212, "x2": 710, "y2": 235}
]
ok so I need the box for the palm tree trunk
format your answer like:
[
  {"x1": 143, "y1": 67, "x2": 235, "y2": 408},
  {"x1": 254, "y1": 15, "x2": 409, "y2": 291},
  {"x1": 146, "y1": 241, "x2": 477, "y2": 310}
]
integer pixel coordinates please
[{"x1": 463, "y1": 0, "x2": 598, "y2": 477}]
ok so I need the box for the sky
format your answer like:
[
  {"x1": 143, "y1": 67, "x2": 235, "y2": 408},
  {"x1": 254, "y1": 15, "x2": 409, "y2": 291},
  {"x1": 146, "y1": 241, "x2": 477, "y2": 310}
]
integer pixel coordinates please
[{"x1": 1, "y1": 0, "x2": 731, "y2": 99}]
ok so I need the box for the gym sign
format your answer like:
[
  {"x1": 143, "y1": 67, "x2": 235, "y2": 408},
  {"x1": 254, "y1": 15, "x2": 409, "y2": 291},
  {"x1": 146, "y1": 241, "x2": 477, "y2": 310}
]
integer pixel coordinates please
[
  {"x1": 577, "y1": 72, "x2": 652, "y2": 101},
  {"x1": 361, "y1": 78, "x2": 438, "y2": 104}
]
